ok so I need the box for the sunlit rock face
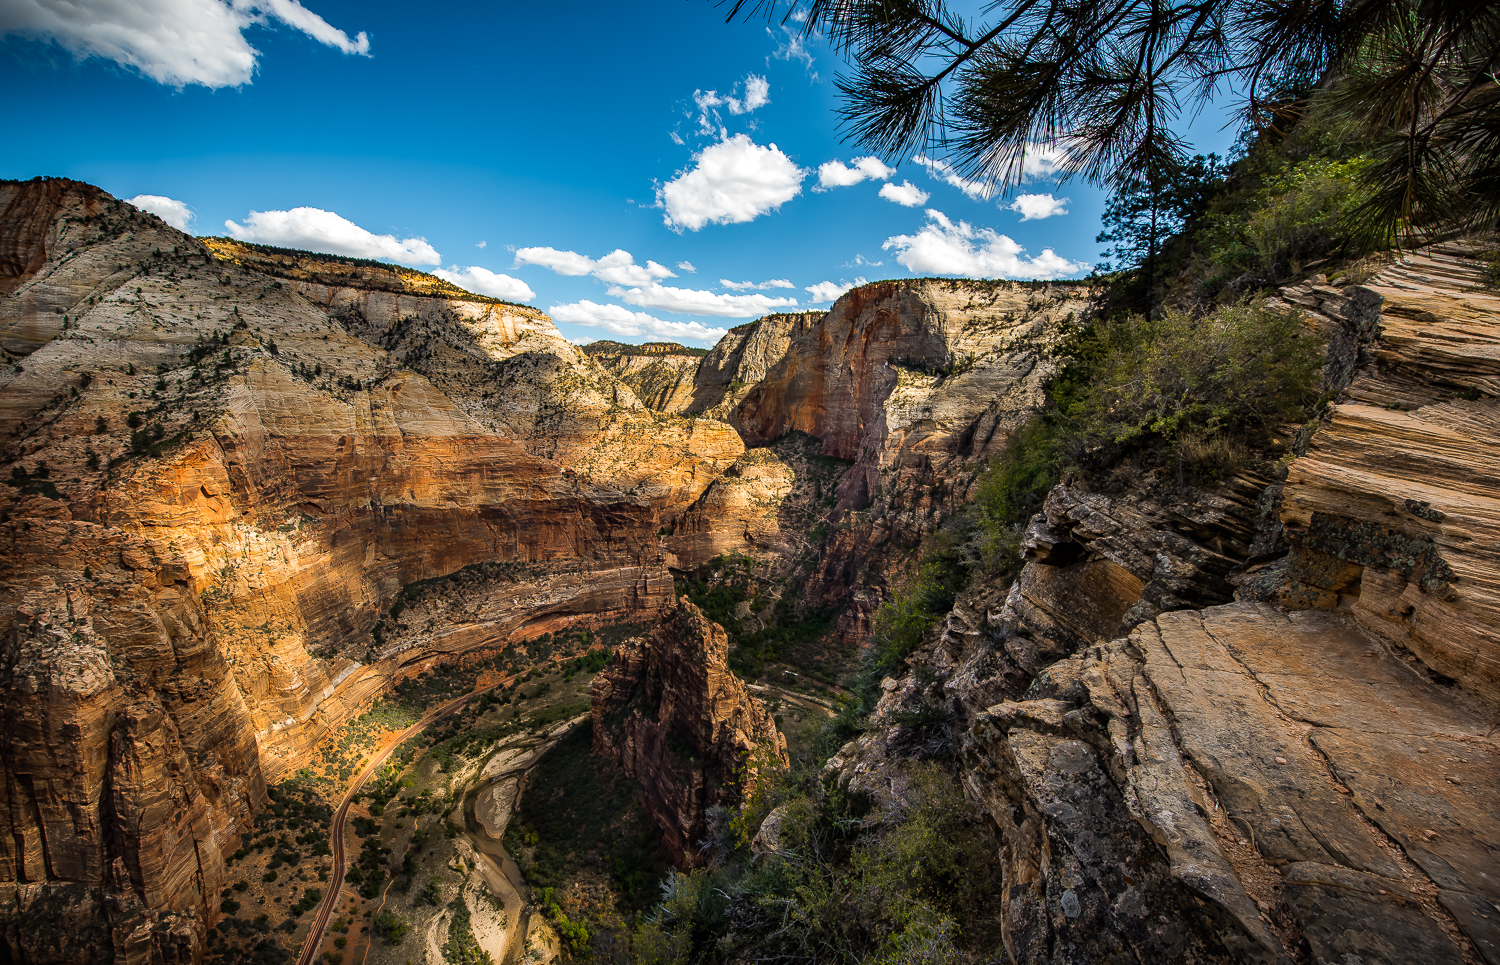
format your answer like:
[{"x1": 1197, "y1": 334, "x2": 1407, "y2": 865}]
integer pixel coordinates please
[
  {"x1": 672, "y1": 278, "x2": 1093, "y2": 642},
  {"x1": 826, "y1": 245, "x2": 1500, "y2": 965},
  {"x1": 590, "y1": 597, "x2": 788, "y2": 867},
  {"x1": 583, "y1": 341, "x2": 705, "y2": 414},
  {"x1": 0, "y1": 177, "x2": 739, "y2": 963}
]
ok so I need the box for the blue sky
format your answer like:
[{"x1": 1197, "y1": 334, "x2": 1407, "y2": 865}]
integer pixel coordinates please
[{"x1": 1, "y1": 0, "x2": 1239, "y2": 345}]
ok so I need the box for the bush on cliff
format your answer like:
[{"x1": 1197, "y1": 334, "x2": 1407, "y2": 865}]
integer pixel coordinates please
[
  {"x1": 622, "y1": 762, "x2": 1003, "y2": 965},
  {"x1": 1072, "y1": 301, "x2": 1322, "y2": 446}
]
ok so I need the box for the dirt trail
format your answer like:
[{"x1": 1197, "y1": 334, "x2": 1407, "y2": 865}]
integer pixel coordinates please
[{"x1": 296, "y1": 684, "x2": 501, "y2": 965}]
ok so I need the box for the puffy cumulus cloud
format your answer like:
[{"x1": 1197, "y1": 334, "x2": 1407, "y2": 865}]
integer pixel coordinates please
[
  {"x1": 431, "y1": 266, "x2": 535, "y2": 302},
  {"x1": 882, "y1": 210, "x2": 1087, "y2": 280},
  {"x1": 677, "y1": 261, "x2": 697, "y2": 272},
  {"x1": 513, "y1": 247, "x2": 676, "y2": 287},
  {"x1": 224, "y1": 207, "x2": 440, "y2": 265},
  {"x1": 590, "y1": 250, "x2": 678, "y2": 286},
  {"x1": 804, "y1": 277, "x2": 867, "y2": 303},
  {"x1": 608, "y1": 282, "x2": 796, "y2": 318},
  {"x1": 720, "y1": 278, "x2": 794, "y2": 290},
  {"x1": 816, "y1": 156, "x2": 895, "y2": 190},
  {"x1": 512, "y1": 246, "x2": 595, "y2": 276},
  {"x1": 0, "y1": 0, "x2": 368, "y2": 88},
  {"x1": 548, "y1": 300, "x2": 729, "y2": 344},
  {"x1": 878, "y1": 180, "x2": 929, "y2": 207},
  {"x1": 1008, "y1": 193, "x2": 1069, "y2": 221},
  {"x1": 127, "y1": 194, "x2": 194, "y2": 231},
  {"x1": 658, "y1": 134, "x2": 806, "y2": 232},
  {"x1": 912, "y1": 155, "x2": 994, "y2": 201}
]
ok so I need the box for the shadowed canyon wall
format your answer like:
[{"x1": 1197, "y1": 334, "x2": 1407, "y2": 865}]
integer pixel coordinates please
[{"x1": 0, "y1": 178, "x2": 734, "y2": 963}]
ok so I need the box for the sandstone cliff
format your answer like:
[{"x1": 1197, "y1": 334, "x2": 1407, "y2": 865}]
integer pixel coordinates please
[
  {"x1": 583, "y1": 341, "x2": 706, "y2": 414},
  {"x1": 669, "y1": 279, "x2": 1091, "y2": 645},
  {"x1": 686, "y1": 312, "x2": 821, "y2": 419},
  {"x1": 590, "y1": 597, "x2": 788, "y2": 866},
  {"x1": 828, "y1": 245, "x2": 1500, "y2": 965},
  {"x1": 0, "y1": 177, "x2": 736, "y2": 963}
]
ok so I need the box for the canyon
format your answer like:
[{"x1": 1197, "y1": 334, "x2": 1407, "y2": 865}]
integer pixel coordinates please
[
  {"x1": 0, "y1": 177, "x2": 1080, "y2": 963},
  {"x1": 1, "y1": 175, "x2": 1496, "y2": 965}
]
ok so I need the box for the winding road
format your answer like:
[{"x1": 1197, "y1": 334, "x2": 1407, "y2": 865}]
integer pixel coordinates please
[{"x1": 295, "y1": 684, "x2": 499, "y2": 965}]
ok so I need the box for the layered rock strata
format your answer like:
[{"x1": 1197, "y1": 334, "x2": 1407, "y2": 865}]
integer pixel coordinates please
[
  {"x1": 0, "y1": 178, "x2": 737, "y2": 963},
  {"x1": 673, "y1": 279, "x2": 1091, "y2": 642},
  {"x1": 591, "y1": 598, "x2": 788, "y2": 866},
  {"x1": 827, "y1": 247, "x2": 1500, "y2": 964},
  {"x1": 686, "y1": 313, "x2": 822, "y2": 419},
  {"x1": 582, "y1": 341, "x2": 706, "y2": 413}
]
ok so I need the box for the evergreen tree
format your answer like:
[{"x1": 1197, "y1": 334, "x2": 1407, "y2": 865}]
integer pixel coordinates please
[{"x1": 724, "y1": 0, "x2": 1498, "y2": 244}]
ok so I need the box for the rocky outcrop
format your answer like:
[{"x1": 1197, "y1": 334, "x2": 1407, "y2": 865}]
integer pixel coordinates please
[
  {"x1": 686, "y1": 313, "x2": 820, "y2": 419},
  {"x1": 0, "y1": 178, "x2": 739, "y2": 963},
  {"x1": 715, "y1": 280, "x2": 1089, "y2": 642},
  {"x1": 583, "y1": 341, "x2": 706, "y2": 413},
  {"x1": 590, "y1": 598, "x2": 788, "y2": 866},
  {"x1": 962, "y1": 603, "x2": 1496, "y2": 965},
  {"x1": 826, "y1": 247, "x2": 1500, "y2": 965},
  {"x1": 1273, "y1": 244, "x2": 1500, "y2": 710}
]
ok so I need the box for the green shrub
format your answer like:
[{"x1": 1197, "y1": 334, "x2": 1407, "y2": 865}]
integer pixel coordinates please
[
  {"x1": 1073, "y1": 302, "x2": 1321, "y2": 446},
  {"x1": 372, "y1": 910, "x2": 408, "y2": 945},
  {"x1": 1242, "y1": 156, "x2": 1375, "y2": 275},
  {"x1": 631, "y1": 762, "x2": 1003, "y2": 963}
]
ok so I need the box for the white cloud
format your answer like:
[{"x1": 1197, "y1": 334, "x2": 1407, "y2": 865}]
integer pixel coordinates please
[
  {"x1": 0, "y1": 0, "x2": 369, "y2": 88},
  {"x1": 127, "y1": 194, "x2": 194, "y2": 231},
  {"x1": 720, "y1": 278, "x2": 794, "y2": 290},
  {"x1": 224, "y1": 207, "x2": 440, "y2": 265},
  {"x1": 691, "y1": 74, "x2": 771, "y2": 135},
  {"x1": 514, "y1": 247, "x2": 676, "y2": 286},
  {"x1": 878, "y1": 180, "x2": 929, "y2": 207},
  {"x1": 1008, "y1": 193, "x2": 1069, "y2": 221},
  {"x1": 676, "y1": 261, "x2": 697, "y2": 272},
  {"x1": 432, "y1": 266, "x2": 535, "y2": 302},
  {"x1": 768, "y1": 25, "x2": 817, "y2": 80},
  {"x1": 805, "y1": 278, "x2": 867, "y2": 303},
  {"x1": 729, "y1": 75, "x2": 770, "y2": 114},
  {"x1": 882, "y1": 210, "x2": 1087, "y2": 280},
  {"x1": 658, "y1": 134, "x2": 806, "y2": 231},
  {"x1": 1020, "y1": 143, "x2": 1076, "y2": 179},
  {"x1": 608, "y1": 283, "x2": 797, "y2": 318},
  {"x1": 914, "y1": 145, "x2": 1079, "y2": 200},
  {"x1": 912, "y1": 155, "x2": 995, "y2": 200},
  {"x1": 476, "y1": 240, "x2": 486, "y2": 248},
  {"x1": 548, "y1": 300, "x2": 729, "y2": 344},
  {"x1": 591, "y1": 250, "x2": 678, "y2": 286},
  {"x1": 513, "y1": 246, "x2": 595, "y2": 276},
  {"x1": 816, "y1": 156, "x2": 895, "y2": 190}
]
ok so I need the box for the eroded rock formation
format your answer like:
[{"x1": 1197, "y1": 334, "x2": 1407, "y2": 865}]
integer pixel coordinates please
[
  {"x1": 583, "y1": 341, "x2": 705, "y2": 413},
  {"x1": 828, "y1": 245, "x2": 1500, "y2": 964},
  {"x1": 590, "y1": 597, "x2": 788, "y2": 866},
  {"x1": 0, "y1": 177, "x2": 734, "y2": 962},
  {"x1": 673, "y1": 279, "x2": 1092, "y2": 642}
]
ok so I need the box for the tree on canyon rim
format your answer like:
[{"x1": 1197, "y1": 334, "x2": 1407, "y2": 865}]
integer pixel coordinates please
[{"x1": 724, "y1": 0, "x2": 1500, "y2": 265}]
